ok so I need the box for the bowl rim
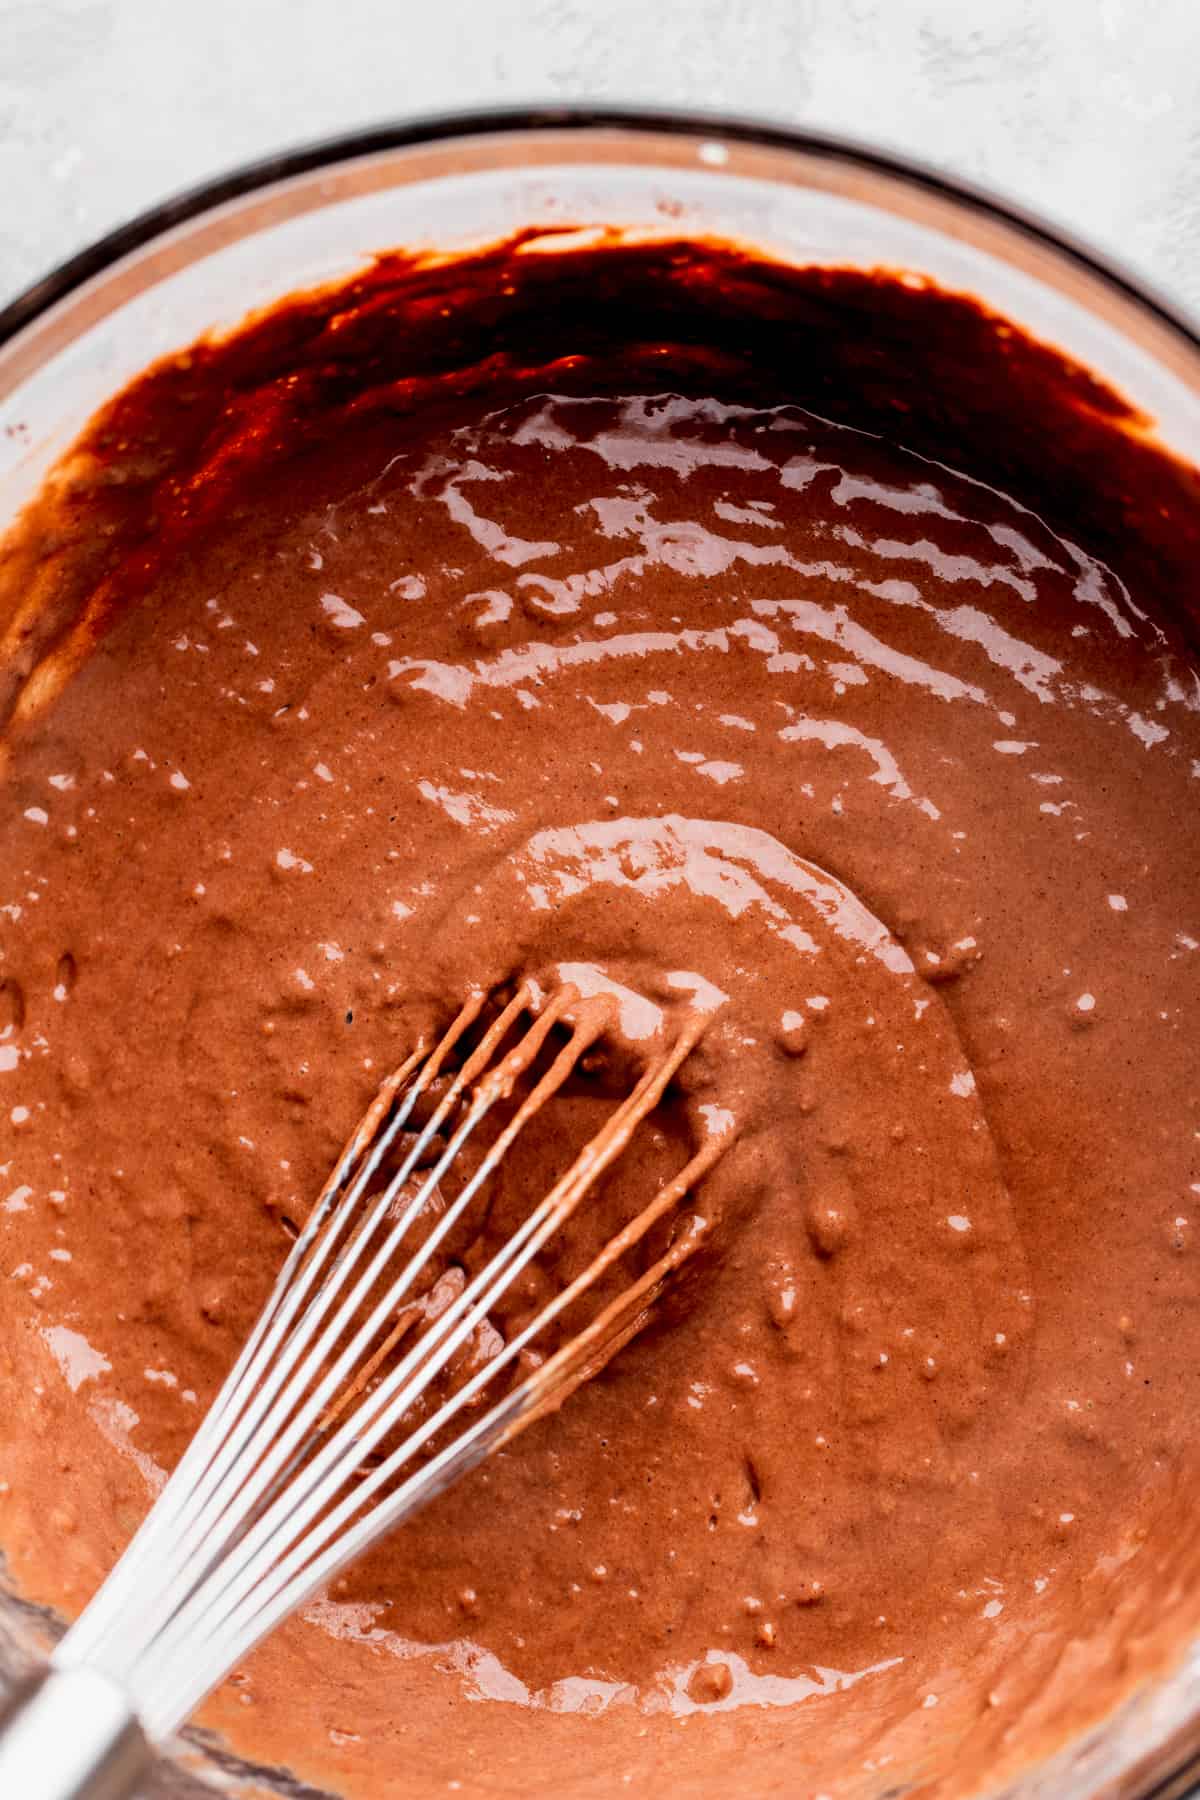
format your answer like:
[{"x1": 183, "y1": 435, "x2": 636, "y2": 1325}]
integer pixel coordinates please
[{"x1": 0, "y1": 100, "x2": 1198, "y2": 359}]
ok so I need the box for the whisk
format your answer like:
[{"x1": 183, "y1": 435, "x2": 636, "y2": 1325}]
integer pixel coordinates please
[{"x1": 0, "y1": 981, "x2": 729, "y2": 1800}]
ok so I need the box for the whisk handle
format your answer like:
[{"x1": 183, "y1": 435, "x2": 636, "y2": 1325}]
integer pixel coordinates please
[{"x1": 0, "y1": 1665, "x2": 149, "y2": 1800}]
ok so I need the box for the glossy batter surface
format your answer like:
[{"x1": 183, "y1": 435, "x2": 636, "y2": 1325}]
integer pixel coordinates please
[{"x1": 1, "y1": 239, "x2": 1199, "y2": 1799}]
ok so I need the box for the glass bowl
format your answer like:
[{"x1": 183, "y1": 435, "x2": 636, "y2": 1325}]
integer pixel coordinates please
[{"x1": 1, "y1": 105, "x2": 1199, "y2": 1800}]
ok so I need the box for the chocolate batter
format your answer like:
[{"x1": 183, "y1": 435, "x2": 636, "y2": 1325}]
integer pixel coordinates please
[{"x1": 1, "y1": 234, "x2": 1199, "y2": 1799}]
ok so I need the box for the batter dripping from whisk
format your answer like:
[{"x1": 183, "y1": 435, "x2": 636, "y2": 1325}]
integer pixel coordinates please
[{"x1": 0, "y1": 238, "x2": 1198, "y2": 1798}]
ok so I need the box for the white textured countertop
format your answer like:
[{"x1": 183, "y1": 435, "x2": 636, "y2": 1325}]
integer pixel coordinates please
[{"x1": 1, "y1": 0, "x2": 1199, "y2": 317}]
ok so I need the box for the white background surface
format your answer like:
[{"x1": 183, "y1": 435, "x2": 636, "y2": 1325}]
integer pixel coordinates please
[{"x1": 1, "y1": 0, "x2": 1199, "y2": 317}]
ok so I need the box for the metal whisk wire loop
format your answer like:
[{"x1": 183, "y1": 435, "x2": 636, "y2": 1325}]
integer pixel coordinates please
[{"x1": 52, "y1": 982, "x2": 729, "y2": 1743}]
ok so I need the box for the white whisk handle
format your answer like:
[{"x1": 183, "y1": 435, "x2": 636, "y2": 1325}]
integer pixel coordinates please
[{"x1": 0, "y1": 1665, "x2": 150, "y2": 1800}]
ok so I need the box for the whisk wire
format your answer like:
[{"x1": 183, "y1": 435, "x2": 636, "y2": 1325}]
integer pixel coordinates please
[
  {"x1": 137, "y1": 1030, "x2": 727, "y2": 1733},
  {"x1": 53, "y1": 987, "x2": 732, "y2": 1743}
]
